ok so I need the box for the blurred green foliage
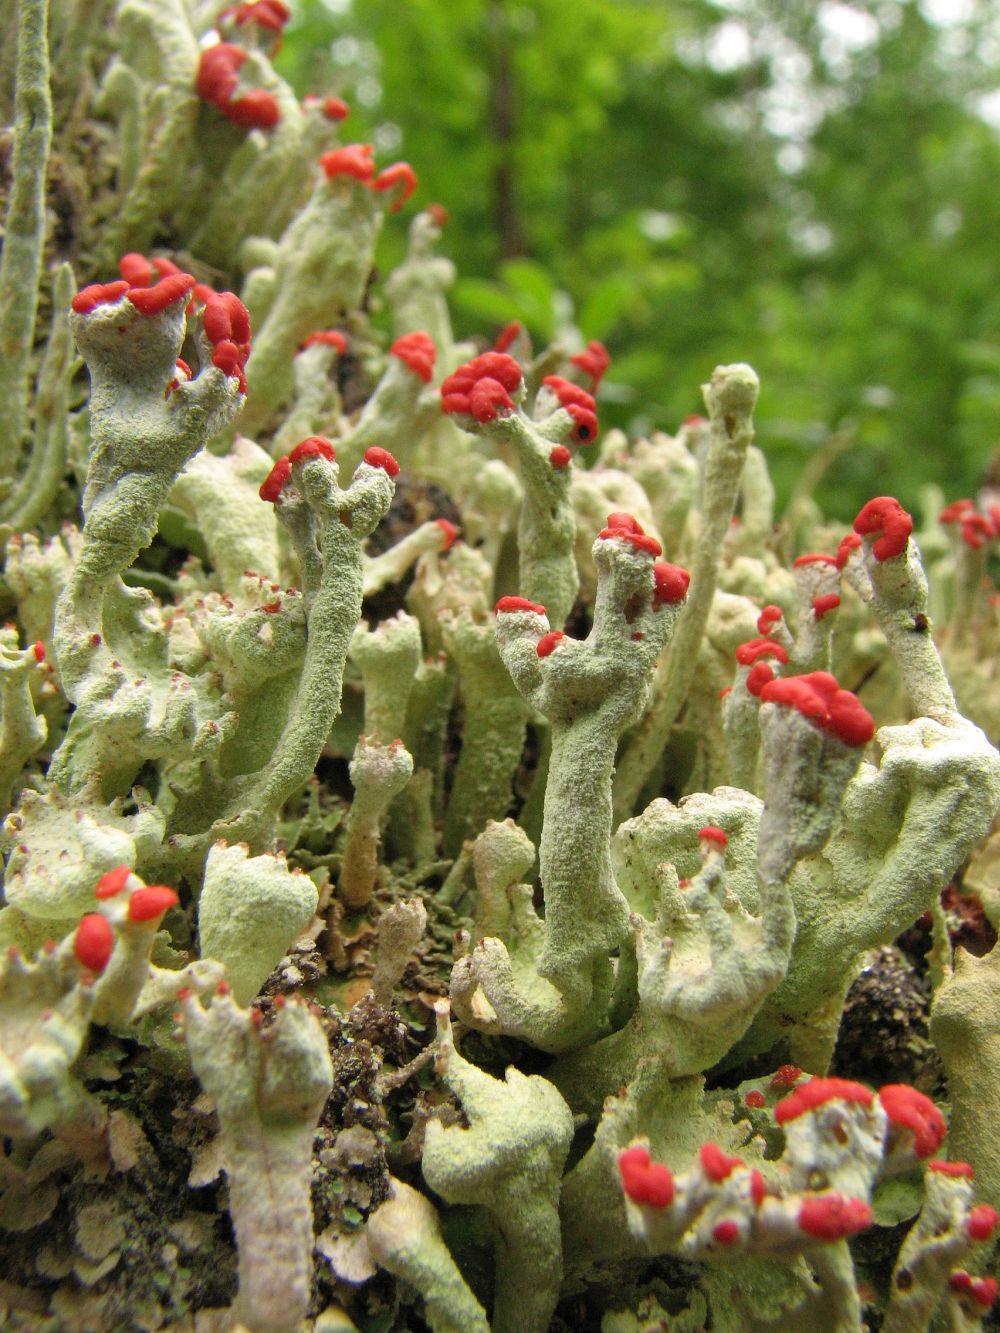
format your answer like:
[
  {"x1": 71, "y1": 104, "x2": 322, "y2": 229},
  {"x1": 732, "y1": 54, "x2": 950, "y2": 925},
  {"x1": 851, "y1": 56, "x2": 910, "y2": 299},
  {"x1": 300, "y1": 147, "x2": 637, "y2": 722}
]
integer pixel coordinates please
[{"x1": 276, "y1": 0, "x2": 1000, "y2": 519}]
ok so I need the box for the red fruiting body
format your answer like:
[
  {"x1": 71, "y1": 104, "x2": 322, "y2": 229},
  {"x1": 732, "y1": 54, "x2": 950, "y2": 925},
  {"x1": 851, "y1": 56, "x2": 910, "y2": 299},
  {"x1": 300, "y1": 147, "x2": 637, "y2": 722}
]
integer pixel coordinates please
[
  {"x1": 570, "y1": 340, "x2": 611, "y2": 391},
  {"x1": 812, "y1": 593, "x2": 841, "y2": 618},
  {"x1": 128, "y1": 886, "x2": 180, "y2": 923},
  {"x1": 289, "y1": 436, "x2": 336, "y2": 464},
  {"x1": 220, "y1": 1, "x2": 291, "y2": 34},
  {"x1": 735, "y1": 638, "x2": 789, "y2": 667},
  {"x1": 469, "y1": 378, "x2": 515, "y2": 423},
  {"x1": 618, "y1": 1145, "x2": 675, "y2": 1208},
  {"x1": 775, "y1": 1076, "x2": 873, "y2": 1124},
  {"x1": 750, "y1": 1168, "x2": 767, "y2": 1205},
  {"x1": 32, "y1": 641, "x2": 45, "y2": 662},
  {"x1": 770, "y1": 1064, "x2": 803, "y2": 1089},
  {"x1": 853, "y1": 496, "x2": 914, "y2": 562},
  {"x1": 698, "y1": 825, "x2": 728, "y2": 848},
  {"x1": 536, "y1": 631, "x2": 565, "y2": 658},
  {"x1": 320, "y1": 144, "x2": 376, "y2": 182},
  {"x1": 792, "y1": 553, "x2": 838, "y2": 568},
  {"x1": 175, "y1": 358, "x2": 192, "y2": 379},
  {"x1": 746, "y1": 1090, "x2": 766, "y2": 1109},
  {"x1": 196, "y1": 44, "x2": 246, "y2": 104},
  {"x1": 835, "y1": 532, "x2": 863, "y2": 568},
  {"x1": 119, "y1": 252, "x2": 154, "y2": 286},
  {"x1": 605, "y1": 512, "x2": 643, "y2": 534},
  {"x1": 127, "y1": 273, "x2": 196, "y2": 315},
  {"x1": 441, "y1": 353, "x2": 523, "y2": 421},
  {"x1": 435, "y1": 518, "x2": 458, "y2": 550},
  {"x1": 878, "y1": 1085, "x2": 947, "y2": 1158},
  {"x1": 798, "y1": 1194, "x2": 873, "y2": 1241},
  {"x1": 74, "y1": 914, "x2": 115, "y2": 974},
  {"x1": 598, "y1": 513, "x2": 662, "y2": 557},
  {"x1": 713, "y1": 1220, "x2": 740, "y2": 1245},
  {"x1": 95, "y1": 866, "x2": 133, "y2": 900},
  {"x1": 652, "y1": 562, "x2": 690, "y2": 605},
  {"x1": 301, "y1": 330, "x2": 347, "y2": 353},
  {"x1": 939, "y1": 499, "x2": 976, "y2": 524},
  {"x1": 549, "y1": 445, "x2": 572, "y2": 469},
  {"x1": 391, "y1": 331, "x2": 436, "y2": 382},
  {"x1": 226, "y1": 91, "x2": 281, "y2": 130},
  {"x1": 757, "y1": 604, "x2": 783, "y2": 633},
  {"x1": 71, "y1": 280, "x2": 130, "y2": 314},
  {"x1": 745, "y1": 662, "x2": 775, "y2": 697},
  {"x1": 961, "y1": 512, "x2": 995, "y2": 549},
  {"x1": 542, "y1": 375, "x2": 599, "y2": 443},
  {"x1": 929, "y1": 1160, "x2": 975, "y2": 1178},
  {"x1": 949, "y1": 1271, "x2": 999, "y2": 1309},
  {"x1": 426, "y1": 202, "x2": 448, "y2": 226},
  {"x1": 212, "y1": 341, "x2": 248, "y2": 393},
  {"x1": 372, "y1": 162, "x2": 418, "y2": 211},
  {"x1": 364, "y1": 446, "x2": 400, "y2": 477},
  {"x1": 967, "y1": 1205, "x2": 999, "y2": 1242},
  {"x1": 495, "y1": 596, "x2": 546, "y2": 616},
  {"x1": 494, "y1": 321, "x2": 522, "y2": 353},
  {"x1": 259, "y1": 456, "x2": 291, "y2": 503},
  {"x1": 700, "y1": 1142, "x2": 744, "y2": 1182},
  {"x1": 322, "y1": 96, "x2": 349, "y2": 120},
  {"x1": 758, "y1": 671, "x2": 875, "y2": 747},
  {"x1": 203, "y1": 291, "x2": 252, "y2": 351}
]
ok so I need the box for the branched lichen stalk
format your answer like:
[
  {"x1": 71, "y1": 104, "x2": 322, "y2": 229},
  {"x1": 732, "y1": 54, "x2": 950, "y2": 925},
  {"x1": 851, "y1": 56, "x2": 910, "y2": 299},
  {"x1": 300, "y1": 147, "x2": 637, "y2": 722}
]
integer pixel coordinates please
[
  {"x1": 613, "y1": 364, "x2": 758, "y2": 822},
  {"x1": 0, "y1": 0, "x2": 52, "y2": 483}
]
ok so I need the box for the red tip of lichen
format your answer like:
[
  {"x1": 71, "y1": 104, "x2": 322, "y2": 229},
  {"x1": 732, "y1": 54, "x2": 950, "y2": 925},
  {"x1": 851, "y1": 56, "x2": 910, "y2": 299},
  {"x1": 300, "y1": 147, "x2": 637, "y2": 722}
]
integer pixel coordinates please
[
  {"x1": 71, "y1": 280, "x2": 130, "y2": 314},
  {"x1": 878, "y1": 1085, "x2": 947, "y2": 1158},
  {"x1": 775, "y1": 1076, "x2": 873, "y2": 1124},
  {"x1": 618, "y1": 1145, "x2": 675, "y2": 1208},
  {"x1": 949, "y1": 1271, "x2": 998, "y2": 1309},
  {"x1": 74, "y1": 914, "x2": 115, "y2": 974},
  {"x1": 364, "y1": 446, "x2": 400, "y2": 477},
  {"x1": 549, "y1": 445, "x2": 572, "y2": 469},
  {"x1": 797, "y1": 1194, "x2": 873, "y2": 1241},
  {"x1": 967, "y1": 1205, "x2": 999, "y2": 1242},
  {"x1": 793, "y1": 553, "x2": 838, "y2": 568},
  {"x1": 770, "y1": 1064, "x2": 803, "y2": 1089},
  {"x1": 698, "y1": 825, "x2": 728, "y2": 848},
  {"x1": 95, "y1": 866, "x2": 133, "y2": 900},
  {"x1": 260, "y1": 456, "x2": 291, "y2": 503},
  {"x1": 391, "y1": 331, "x2": 436, "y2": 382},
  {"x1": 128, "y1": 886, "x2": 180, "y2": 923},
  {"x1": 745, "y1": 662, "x2": 776, "y2": 697},
  {"x1": 929, "y1": 1160, "x2": 975, "y2": 1179},
  {"x1": 746, "y1": 1089, "x2": 766, "y2": 1109},
  {"x1": 289, "y1": 436, "x2": 336, "y2": 464},
  {"x1": 598, "y1": 513, "x2": 662, "y2": 557},
  {"x1": 713, "y1": 1219, "x2": 740, "y2": 1245},
  {"x1": 700, "y1": 1142, "x2": 744, "y2": 1182},
  {"x1": 495, "y1": 596, "x2": 546, "y2": 616},
  {"x1": 494, "y1": 321, "x2": 522, "y2": 353},
  {"x1": 373, "y1": 161, "x2": 418, "y2": 210},
  {"x1": 758, "y1": 671, "x2": 875, "y2": 747},
  {"x1": 320, "y1": 143, "x2": 375, "y2": 182},
  {"x1": 536, "y1": 631, "x2": 565, "y2": 658},
  {"x1": 939, "y1": 499, "x2": 975, "y2": 525},
  {"x1": 435, "y1": 518, "x2": 458, "y2": 550},
  {"x1": 127, "y1": 272, "x2": 196, "y2": 315},
  {"x1": 322, "y1": 96, "x2": 349, "y2": 121},
  {"x1": 835, "y1": 532, "x2": 863, "y2": 568},
  {"x1": 812, "y1": 593, "x2": 841, "y2": 619},
  {"x1": 301, "y1": 329, "x2": 347, "y2": 354},
  {"x1": 570, "y1": 340, "x2": 611, "y2": 391},
  {"x1": 542, "y1": 376, "x2": 599, "y2": 443},
  {"x1": 757, "y1": 604, "x2": 783, "y2": 633},
  {"x1": 736, "y1": 638, "x2": 789, "y2": 667},
  {"x1": 226, "y1": 90, "x2": 281, "y2": 130},
  {"x1": 32, "y1": 640, "x2": 45, "y2": 662},
  {"x1": 853, "y1": 496, "x2": 913, "y2": 562},
  {"x1": 652, "y1": 562, "x2": 690, "y2": 605}
]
